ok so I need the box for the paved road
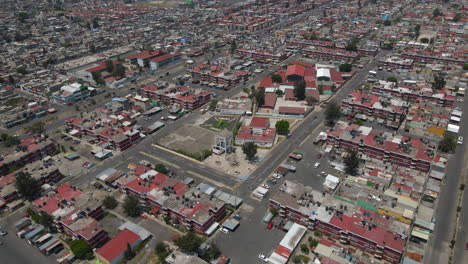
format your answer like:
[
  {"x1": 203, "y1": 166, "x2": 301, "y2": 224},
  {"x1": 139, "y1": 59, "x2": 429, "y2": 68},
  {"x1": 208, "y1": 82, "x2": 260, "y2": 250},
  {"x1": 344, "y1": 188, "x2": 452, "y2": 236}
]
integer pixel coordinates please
[{"x1": 427, "y1": 96, "x2": 468, "y2": 264}]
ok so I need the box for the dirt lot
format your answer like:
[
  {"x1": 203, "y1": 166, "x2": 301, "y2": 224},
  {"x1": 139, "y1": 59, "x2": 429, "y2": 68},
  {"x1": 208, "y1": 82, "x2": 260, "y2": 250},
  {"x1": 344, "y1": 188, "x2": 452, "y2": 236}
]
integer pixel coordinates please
[
  {"x1": 157, "y1": 124, "x2": 216, "y2": 154},
  {"x1": 200, "y1": 115, "x2": 240, "y2": 132},
  {"x1": 204, "y1": 147, "x2": 269, "y2": 178}
]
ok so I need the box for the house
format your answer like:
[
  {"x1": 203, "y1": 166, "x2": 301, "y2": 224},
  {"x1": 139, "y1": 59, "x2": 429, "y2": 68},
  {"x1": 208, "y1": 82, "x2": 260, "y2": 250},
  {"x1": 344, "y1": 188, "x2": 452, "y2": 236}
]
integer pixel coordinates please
[
  {"x1": 96, "y1": 228, "x2": 142, "y2": 264},
  {"x1": 52, "y1": 83, "x2": 92, "y2": 104},
  {"x1": 165, "y1": 250, "x2": 209, "y2": 264},
  {"x1": 149, "y1": 53, "x2": 182, "y2": 70},
  {"x1": 124, "y1": 50, "x2": 166, "y2": 68},
  {"x1": 235, "y1": 117, "x2": 276, "y2": 148}
]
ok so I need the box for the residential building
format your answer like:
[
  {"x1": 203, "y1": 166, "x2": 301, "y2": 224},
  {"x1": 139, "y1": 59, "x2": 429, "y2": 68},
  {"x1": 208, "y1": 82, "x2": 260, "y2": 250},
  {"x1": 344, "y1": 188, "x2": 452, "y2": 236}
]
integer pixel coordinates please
[
  {"x1": 96, "y1": 228, "x2": 142, "y2": 264},
  {"x1": 140, "y1": 85, "x2": 211, "y2": 110},
  {"x1": 341, "y1": 92, "x2": 408, "y2": 121},
  {"x1": 235, "y1": 117, "x2": 276, "y2": 148}
]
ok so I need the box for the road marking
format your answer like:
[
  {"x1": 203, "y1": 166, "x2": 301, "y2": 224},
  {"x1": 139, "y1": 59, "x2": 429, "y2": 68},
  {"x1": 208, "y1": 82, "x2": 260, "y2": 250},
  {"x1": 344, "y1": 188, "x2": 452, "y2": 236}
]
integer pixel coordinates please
[
  {"x1": 139, "y1": 151, "x2": 181, "y2": 169},
  {"x1": 187, "y1": 170, "x2": 234, "y2": 191}
]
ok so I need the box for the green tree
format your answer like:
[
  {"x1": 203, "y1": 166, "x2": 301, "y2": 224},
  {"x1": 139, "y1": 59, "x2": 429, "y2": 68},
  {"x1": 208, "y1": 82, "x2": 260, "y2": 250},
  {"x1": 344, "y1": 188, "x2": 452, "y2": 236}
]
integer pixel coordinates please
[
  {"x1": 155, "y1": 242, "x2": 172, "y2": 262},
  {"x1": 300, "y1": 244, "x2": 309, "y2": 254},
  {"x1": 433, "y1": 8, "x2": 442, "y2": 17},
  {"x1": 463, "y1": 63, "x2": 468, "y2": 71},
  {"x1": 70, "y1": 240, "x2": 92, "y2": 259},
  {"x1": 432, "y1": 75, "x2": 446, "y2": 90},
  {"x1": 8, "y1": 75, "x2": 15, "y2": 85},
  {"x1": 92, "y1": 71, "x2": 105, "y2": 86},
  {"x1": 270, "y1": 208, "x2": 279, "y2": 216},
  {"x1": 27, "y1": 121, "x2": 46, "y2": 134},
  {"x1": 306, "y1": 96, "x2": 318, "y2": 106},
  {"x1": 275, "y1": 120, "x2": 290, "y2": 134},
  {"x1": 325, "y1": 100, "x2": 341, "y2": 125},
  {"x1": 123, "y1": 195, "x2": 143, "y2": 217},
  {"x1": 339, "y1": 63, "x2": 352, "y2": 72},
  {"x1": 16, "y1": 66, "x2": 28, "y2": 75},
  {"x1": 92, "y1": 17, "x2": 99, "y2": 28},
  {"x1": 387, "y1": 76, "x2": 398, "y2": 83},
  {"x1": 345, "y1": 38, "x2": 358, "y2": 51},
  {"x1": 275, "y1": 89, "x2": 284, "y2": 96},
  {"x1": 230, "y1": 40, "x2": 237, "y2": 53},
  {"x1": 242, "y1": 142, "x2": 258, "y2": 161},
  {"x1": 292, "y1": 255, "x2": 302, "y2": 264},
  {"x1": 414, "y1": 24, "x2": 421, "y2": 38},
  {"x1": 200, "y1": 243, "x2": 221, "y2": 261},
  {"x1": 89, "y1": 44, "x2": 96, "y2": 53},
  {"x1": 255, "y1": 88, "x2": 265, "y2": 106},
  {"x1": 344, "y1": 149, "x2": 360, "y2": 175},
  {"x1": 174, "y1": 232, "x2": 204, "y2": 252},
  {"x1": 208, "y1": 99, "x2": 219, "y2": 111},
  {"x1": 439, "y1": 133, "x2": 456, "y2": 153},
  {"x1": 294, "y1": 80, "x2": 306, "y2": 100},
  {"x1": 124, "y1": 243, "x2": 136, "y2": 260},
  {"x1": 15, "y1": 171, "x2": 40, "y2": 200},
  {"x1": 102, "y1": 196, "x2": 118, "y2": 209},
  {"x1": 1, "y1": 134, "x2": 20, "y2": 147},
  {"x1": 105, "y1": 60, "x2": 114, "y2": 72},
  {"x1": 420, "y1": 38, "x2": 429, "y2": 43},
  {"x1": 383, "y1": 20, "x2": 391, "y2": 26},
  {"x1": 309, "y1": 238, "x2": 319, "y2": 247},
  {"x1": 18, "y1": 12, "x2": 28, "y2": 23},
  {"x1": 271, "y1": 74, "x2": 282, "y2": 83},
  {"x1": 112, "y1": 64, "x2": 126, "y2": 78},
  {"x1": 454, "y1": 13, "x2": 461, "y2": 22},
  {"x1": 154, "y1": 164, "x2": 168, "y2": 174}
]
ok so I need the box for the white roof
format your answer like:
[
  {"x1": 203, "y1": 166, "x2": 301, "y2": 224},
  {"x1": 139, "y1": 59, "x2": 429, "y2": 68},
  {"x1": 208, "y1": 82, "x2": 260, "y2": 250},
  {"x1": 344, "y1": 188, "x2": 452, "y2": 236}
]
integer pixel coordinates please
[
  {"x1": 447, "y1": 124, "x2": 460, "y2": 133},
  {"x1": 317, "y1": 68, "x2": 331, "y2": 78},
  {"x1": 279, "y1": 223, "x2": 307, "y2": 250},
  {"x1": 268, "y1": 252, "x2": 288, "y2": 264}
]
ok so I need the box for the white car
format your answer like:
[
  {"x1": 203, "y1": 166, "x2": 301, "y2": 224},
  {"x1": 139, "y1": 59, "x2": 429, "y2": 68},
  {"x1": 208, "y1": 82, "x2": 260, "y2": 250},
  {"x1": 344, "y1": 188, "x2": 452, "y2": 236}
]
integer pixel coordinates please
[
  {"x1": 314, "y1": 162, "x2": 321, "y2": 169},
  {"x1": 258, "y1": 254, "x2": 268, "y2": 262},
  {"x1": 220, "y1": 227, "x2": 230, "y2": 234},
  {"x1": 272, "y1": 173, "x2": 282, "y2": 179},
  {"x1": 320, "y1": 171, "x2": 328, "y2": 177},
  {"x1": 457, "y1": 136, "x2": 463, "y2": 145},
  {"x1": 261, "y1": 184, "x2": 270, "y2": 189}
]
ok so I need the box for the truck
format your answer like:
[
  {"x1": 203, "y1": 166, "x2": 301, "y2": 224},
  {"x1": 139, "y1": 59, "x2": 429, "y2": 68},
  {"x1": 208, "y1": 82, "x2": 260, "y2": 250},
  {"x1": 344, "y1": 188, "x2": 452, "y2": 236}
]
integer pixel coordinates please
[
  {"x1": 168, "y1": 115, "x2": 179, "y2": 121},
  {"x1": 289, "y1": 152, "x2": 303, "y2": 161}
]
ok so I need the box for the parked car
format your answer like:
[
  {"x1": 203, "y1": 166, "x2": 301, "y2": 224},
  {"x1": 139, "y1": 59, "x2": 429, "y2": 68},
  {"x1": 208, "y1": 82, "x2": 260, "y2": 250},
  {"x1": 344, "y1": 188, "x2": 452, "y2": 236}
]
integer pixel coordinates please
[
  {"x1": 260, "y1": 184, "x2": 270, "y2": 189},
  {"x1": 220, "y1": 227, "x2": 230, "y2": 234},
  {"x1": 258, "y1": 254, "x2": 268, "y2": 262},
  {"x1": 457, "y1": 136, "x2": 463, "y2": 145},
  {"x1": 267, "y1": 222, "x2": 273, "y2": 229},
  {"x1": 0, "y1": 226, "x2": 7, "y2": 236},
  {"x1": 272, "y1": 173, "x2": 282, "y2": 179},
  {"x1": 161, "y1": 117, "x2": 168, "y2": 121},
  {"x1": 233, "y1": 214, "x2": 241, "y2": 220},
  {"x1": 91, "y1": 181, "x2": 103, "y2": 189},
  {"x1": 314, "y1": 162, "x2": 321, "y2": 168},
  {"x1": 267, "y1": 178, "x2": 277, "y2": 185}
]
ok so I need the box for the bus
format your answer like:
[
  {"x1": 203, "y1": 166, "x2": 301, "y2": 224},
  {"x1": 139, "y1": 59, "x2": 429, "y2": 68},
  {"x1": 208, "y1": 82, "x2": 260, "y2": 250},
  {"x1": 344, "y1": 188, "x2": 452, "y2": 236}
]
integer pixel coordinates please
[{"x1": 34, "y1": 233, "x2": 53, "y2": 247}]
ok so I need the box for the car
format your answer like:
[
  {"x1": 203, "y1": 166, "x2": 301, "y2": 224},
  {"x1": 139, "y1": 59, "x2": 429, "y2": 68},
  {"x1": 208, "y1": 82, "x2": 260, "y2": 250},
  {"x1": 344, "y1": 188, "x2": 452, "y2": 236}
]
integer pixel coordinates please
[
  {"x1": 258, "y1": 254, "x2": 268, "y2": 262},
  {"x1": 272, "y1": 173, "x2": 282, "y2": 179},
  {"x1": 267, "y1": 178, "x2": 277, "y2": 185},
  {"x1": 64, "y1": 137, "x2": 72, "y2": 141},
  {"x1": 458, "y1": 136, "x2": 463, "y2": 145},
  {"x1": 0, "y1": 226, "x2": 7, "y2": 236},
  {"x1": 105, "y1": 187, "x2": 112, "y2": 192},
  {"x1": 233, "y1": 214, "x2": 241, "y2": 220},
  {"x1": 140, "y1": 213, "x2": 148, "y2": 219},
  {"x1": 85, "y1": 162, "x2": 95, "y2": 169},
  {"x1": 466, "y1": 242, "x2": 468, "y2": 250},
  {"x1": 220, "y1": 227, "x2": 230, "y2": 234},
  {"x1": 73, "y1": 140, "x2": 81, "y2": 144},
  {"x1": 23, "y1": 214, "x2": 30, "y2": 218},
  {"x1": 260, "y1": 184, "x2": 270, "y2": 189},
  {"x1": 161, "y1": 117, "x2": 168, "y2": 121},
  {"x1": 320, "y1": 171, "x2": 328, "y2": 177},
  {"x1": 82, "y1": 161, "x2": 90, "y2": 167},
  {"x1": 91, "y1": 181, "x2": 103, "y2": 189},
  {"x1": 267, "y1": 222, "x2": 273, "y2": 229},
  {"x1": 314, "y1": 162, "x2": 321, "y2": 168}
]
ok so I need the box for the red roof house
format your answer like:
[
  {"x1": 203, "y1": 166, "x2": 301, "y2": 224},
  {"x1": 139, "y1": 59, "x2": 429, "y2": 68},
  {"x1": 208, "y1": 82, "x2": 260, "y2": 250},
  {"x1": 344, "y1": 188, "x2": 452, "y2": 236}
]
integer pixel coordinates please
[{"x1": 96, "y1": 228, "x2": 141, "y2": 264}]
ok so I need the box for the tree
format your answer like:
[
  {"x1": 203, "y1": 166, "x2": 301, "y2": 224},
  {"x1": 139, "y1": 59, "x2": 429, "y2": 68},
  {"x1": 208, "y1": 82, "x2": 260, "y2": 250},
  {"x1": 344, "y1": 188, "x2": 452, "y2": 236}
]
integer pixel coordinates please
[
  {"x1": 230, "y1": 40, "x2": 237, "y2": 53},
  {"x1": 387, "y1": 76, "x2": 398, "y2": 83},
  {"x1": 155, "y1": 242, "x2": 172, "y2": 262},
  {"x1": 1, "y1": 134, "x2": 20, "y2": 147},
  {"x1": 255, "y1": 88, "x2": 265, "y2": 106},
  {"x1": 92, "y1": 17, "x2": 99, "y2": 28},
  {"x1": 208, "y1": 99, "x2": 218, "y2": 111},
  {"x1": 27, "y1": 121, "x2": 46, "y2": 134},
  {"x1": 275, "y1": 120, "x2": 290, "y2": 134},
  {"x1": 420, "y1": 38, "x2": 429, "y2": 43},
  {"x1": 105, "y1": 60, "x2": 114, "y2": 72},
  {"x1": 123, "y1": 195, "x2": 143, "y2": 217},
  {"x1": 102, "y1": 196, "x2": 118, "y2": 209},
  {"x1": 344, "y1": 149, "x2": 360, "y2": 175},
  {"x1": 271, "y1": 74, "x2": 282, "y2": 83},
  {"x1": 112, "y1": 64, "x2": 126, "y2": 78},
  {"x1": 433, "y1": 8, "x2": 442, "y2": 17},
  {"x1": 174, "y1": 232, "x2": 204, "y2": 252},
  {"x1": 439, "y1": 133, "x2": 456, "y2": 153},
  {"x1": 339, "y1": 63, "x2": 352, "y2": 72},
  {"x1": 454, "y1": 13, "x2": 461, "y2": 22},
  {"x1": 383, "y1": 20, "x2": 391, "y2": 26},
  {"x1": 15, "y1": 171, "x2": 40, "y2": 200},
  {"x1": 242, "y1": 142, "x2": 257, "y2": 161},
  {"x1": 358, "y1": 0, "x2": 361, "y2": 8},
  {"x1": 463, "y1": 63, "x2": 468, "y2": 71},
  {"x1": 89, "y1": 44, "x2": 96, "y2": 53},
  {"x1": 325, "y1": 100, "x2": 341, "y2": 125},
  {"x1": 294, "y1": 80, "x2": 306, "y2": 100},
  {"x1": 16, "y1": 66, "x2": 28, "y2": 75},
  {"x1": 275, "y1": 89, "x2": 284, "y2": 96},
  {"x1": 70, "y1": 240, "x2": 92, "y2": 259},
  {"x1": 292, "y1": 255, "x2": 302, "y2": 264},
  {"x1": 18, "y1": 12, "x2": 28, "y2": 23},
  {"x1": 8, "y1": 75, "x2": 15, "y2": 85},
  {"x1": 300, "y1": 244, "x2": 309, "y2": 254},
  {"x1": 345, "y1": 38, "x2": 358, "y2": 51},
  {"x1": 85, "y1": 22, "x2": 91, "y2": 30},
  {"x1": 200, "y1": 243, "x2": 221, "y2": 261},
  {"x1": 92, "y1": 71, "x2": 105, "y2": 86},
  {"x1": 414, "y1": 24, "x2": 421, "y2": 38},
  {"x1": 154, "y1": 164, "x2": 169, "y2": 174},
  {"x1": 124, "y1": 243, "x2": 136, "y2": 260},
  {"x1": 432, "y1": 75, "x2": 446, "y2": 90},
  {"x1": 270, "y1": 208, "x2": 279, "y2": 216}
]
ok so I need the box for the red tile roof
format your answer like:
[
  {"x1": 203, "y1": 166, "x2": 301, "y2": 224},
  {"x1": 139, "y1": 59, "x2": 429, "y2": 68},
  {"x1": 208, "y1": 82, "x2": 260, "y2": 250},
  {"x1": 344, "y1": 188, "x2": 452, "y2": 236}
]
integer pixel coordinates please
[
  {"x1": 125, "y1": 50, "x2": 165, "y2": 60},
  {"x1": 96, "y1": 228, "x2": 140, "y2": 263},
  {"x1": 286, "y1": 64, "x2": 305, "y2": 77},
  {"x1": 262, "y1": 93, "x2": 277, "y2": 108},
  {"x1": 85, "y1": 61, "x2": 122, "y2": 73},
  {"x1": 278, "y1": 106, "x2": 305, "y2": 114},
  {"x1": 249, "y1": 117, "x2": 269, "y2": 129}
]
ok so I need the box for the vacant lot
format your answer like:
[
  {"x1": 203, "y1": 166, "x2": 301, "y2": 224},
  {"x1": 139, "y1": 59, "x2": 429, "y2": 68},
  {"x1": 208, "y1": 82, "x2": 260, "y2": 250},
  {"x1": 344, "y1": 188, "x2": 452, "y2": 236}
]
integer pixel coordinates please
[{"x1": 157, "y1": 124, "x2": 216, "y2": 158}]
